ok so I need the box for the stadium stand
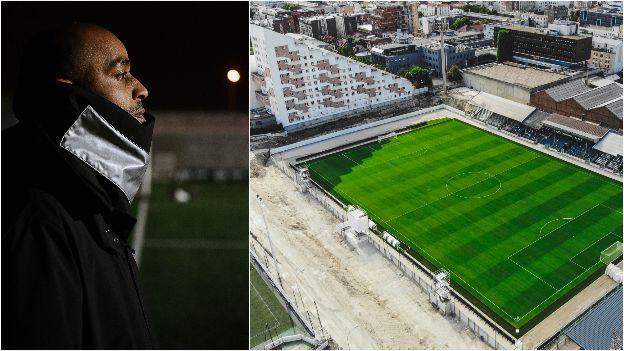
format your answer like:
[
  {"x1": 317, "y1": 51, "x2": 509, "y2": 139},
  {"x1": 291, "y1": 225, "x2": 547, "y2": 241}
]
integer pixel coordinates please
[
  {"x1": 466, "y1": 93, "x2": 623, "y2": 175},
  {"x1": 564, "y1": 285, "x2": 623, "y2": 350}
]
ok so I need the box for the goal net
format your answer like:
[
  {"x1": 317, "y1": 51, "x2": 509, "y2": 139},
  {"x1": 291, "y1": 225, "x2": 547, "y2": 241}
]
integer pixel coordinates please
[
  {"x1": 378, "y1": 132, "x2": 397, "y2": 143},
  {"x1": 600, "y1": 241, "x2": 623, "y2": 264}
]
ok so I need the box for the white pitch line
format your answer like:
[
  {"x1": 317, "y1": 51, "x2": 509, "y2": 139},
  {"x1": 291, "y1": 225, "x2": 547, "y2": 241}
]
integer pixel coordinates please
[
  {"x1": 510, "y1": 203, "x2": 603, "y2": 259},
  {"x1": 387, "y1": 155, "x2": 540, "y2": 223},
  {"x1": 250, "y1": 280, "x2": 280, "y2": 340},
  {"x1": 568, "y1": 231, "x2": 615, "y2": 267},
  {"x1": 508, "y1": 257, "x2": 558, "y2": 291},
  {"x1": 131, "y1": 199, "x2": 150, "y2": 267},
  {"x1": 600, "y1": 203, "x2": 623, "y2": 215},
  {"x1": 341, "y1": 153, "x2": 360, "y2": 166}
]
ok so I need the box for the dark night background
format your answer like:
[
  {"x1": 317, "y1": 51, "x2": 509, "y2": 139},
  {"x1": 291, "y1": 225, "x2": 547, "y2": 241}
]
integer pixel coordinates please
[
  {"x1": 2, "y1": 1, "x2": 249, "y2": 126},
  {"x1": 2, "y1": 2, "x2": 250, "y2": 350}
]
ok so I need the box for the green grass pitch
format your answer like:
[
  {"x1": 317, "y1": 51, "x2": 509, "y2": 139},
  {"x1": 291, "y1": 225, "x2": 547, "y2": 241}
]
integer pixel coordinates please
[
  {"x1": 250, "y1": 265, "x2": 297, "y2": 347},
  {"x1": 306, "y1": 119, "x2": 623, "y2": 334},
  {"x1": 136, "y1": 182, "x2": 248, "y2": 349}
]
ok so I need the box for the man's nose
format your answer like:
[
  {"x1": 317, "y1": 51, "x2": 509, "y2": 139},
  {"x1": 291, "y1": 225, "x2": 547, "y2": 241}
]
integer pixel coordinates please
[{"x1": 133, "y1": 78, "x2": 149, "y2": 101}]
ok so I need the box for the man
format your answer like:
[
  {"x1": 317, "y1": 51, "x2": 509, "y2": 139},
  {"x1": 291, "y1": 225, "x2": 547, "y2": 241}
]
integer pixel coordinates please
[{"x1": 2, "y1": 23, "x2": 158, "y2": 349}]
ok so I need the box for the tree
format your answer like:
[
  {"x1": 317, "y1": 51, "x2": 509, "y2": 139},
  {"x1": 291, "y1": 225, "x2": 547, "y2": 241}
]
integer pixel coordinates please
[
  {"x1": 447, "y1": 64, "x2": 461, "y2": 82},
  {"x1": 403, "y1": 66, "x2": 432, "y2": 88},
  {"x1": 450, "y1": 17, "x2": 471, "y2": 30},
  {"x1": 337, "y1": 44, "x2": 354, "y2": 57},
  {"x1": 496, "y1": 29, "x2": 512, "y2": 63},
  {"x1": 281, "y1": 3, "x2": 301, "y2": 11},
  {"x1": 569, "y1": 10, "x2": 580, "y2": 22}
]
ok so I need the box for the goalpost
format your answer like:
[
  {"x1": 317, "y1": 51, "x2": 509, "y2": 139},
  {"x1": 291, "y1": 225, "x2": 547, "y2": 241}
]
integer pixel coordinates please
[
  {"x1": 600, "y1": 241, "x2": 623, "y2": 264},
  {"x1": 378, "y1": 132, "x2": 397, "y2": 143}
]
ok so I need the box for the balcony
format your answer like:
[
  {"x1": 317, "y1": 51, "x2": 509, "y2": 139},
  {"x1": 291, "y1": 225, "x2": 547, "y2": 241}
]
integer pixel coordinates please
[
  {"x1": 251, "y1": 72, "x2": 265, "y2": 86},
  {"x1": 321, "y1": 86, "x2": 344, "y2": 98},
  {"x1": 353, "y1": 72, "x2": 375, "y2": 85},
  {"x1": 314, "y1": 60, "x2": 340, "y2": 74},
  {"x1": 275, "y1": 46, "x2": 301, "y2": 61},
  {"x1": 255, "y1": 91, "x2": 270, "y2": 107},
  {"x1": 283, "y1": 87, "x2": 307, "y2": 100},
  {"x1": 319, "y1": 73, "x2": 341, "y2": 85}
]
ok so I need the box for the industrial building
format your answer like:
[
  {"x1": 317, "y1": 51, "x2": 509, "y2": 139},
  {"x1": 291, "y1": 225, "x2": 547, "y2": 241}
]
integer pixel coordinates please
[
  {"x1": 250, "y1": 24, "x2": 416, "y2": 130},
  {"x1": 461, "y1": 62, "x2": 568, "y2": 104},
  {"x1": 530, "y1": 79, "x2": 623, "y2": 129},
  {"x1": 493, "y1": 23, "x2": 592, "y2": 68}
]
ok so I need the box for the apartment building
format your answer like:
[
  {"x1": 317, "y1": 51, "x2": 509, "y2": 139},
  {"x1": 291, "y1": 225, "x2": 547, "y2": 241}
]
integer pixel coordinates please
[
  {"x1": 250, "y1": 24, "x2": 415, "y2": 130},
  {"x1": 371, "y1": 4, "x2": 407, "y2": 35},
  {"x1": 590, "y1": 36, "x2": 623, "y2": 74}
]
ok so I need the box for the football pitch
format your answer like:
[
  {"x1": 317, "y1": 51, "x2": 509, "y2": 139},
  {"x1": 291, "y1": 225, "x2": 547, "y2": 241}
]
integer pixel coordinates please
[
  {"x1": 306, "y1": 118, "x2": 623, "y2": 334},
  {"x1": 249, "y1": 265, "x2": 298, "y2": 348}
]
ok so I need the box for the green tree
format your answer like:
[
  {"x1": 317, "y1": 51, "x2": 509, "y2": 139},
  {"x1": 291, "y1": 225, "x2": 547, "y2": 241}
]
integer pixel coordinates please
[
  {"x1": 447, "y1": 64, "x2": 461, "y2": 82},
  {"x1": 450, "y1": 17, "x2": 471, "y2": 30},
  {"x1": 281, "y1": 3, "x2": 301, "y2": 11},
  {"x1": 337, "y1": 44, "x2": 354, "y2": 57},
  {"x1": 403, "y1": 66, "x2": 432, "y2": 88},
  {"x1": 496, "y1": 29, "x2": 512, "y2": 63}
]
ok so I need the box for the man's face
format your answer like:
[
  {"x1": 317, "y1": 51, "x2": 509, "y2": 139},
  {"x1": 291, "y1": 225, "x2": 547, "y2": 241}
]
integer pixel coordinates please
[{"x1": 72, "y1": 28, "x2": 148, "y2": 123}]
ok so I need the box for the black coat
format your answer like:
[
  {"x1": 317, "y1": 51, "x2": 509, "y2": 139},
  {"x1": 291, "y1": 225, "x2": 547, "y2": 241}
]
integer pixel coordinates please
[{"x1": 2, "y1": 82, "x2": 158, "y2": 349}]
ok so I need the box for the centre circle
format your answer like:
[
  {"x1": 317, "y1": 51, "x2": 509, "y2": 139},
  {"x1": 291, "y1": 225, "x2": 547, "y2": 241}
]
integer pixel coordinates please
[{"x1": 446, "y1": 171, "x2": 502, "y2": 199}]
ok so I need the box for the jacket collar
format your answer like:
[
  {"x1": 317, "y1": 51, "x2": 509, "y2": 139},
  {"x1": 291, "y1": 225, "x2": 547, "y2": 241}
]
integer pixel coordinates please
[{"x1": 12, "y1": 81, "x2": 154, "y2": 223}]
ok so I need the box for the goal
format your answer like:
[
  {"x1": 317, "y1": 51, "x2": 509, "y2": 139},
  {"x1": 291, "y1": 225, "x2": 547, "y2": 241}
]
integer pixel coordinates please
[
  {"x1": 378, "y1": 132, "x2": 397, "y2": 143},
  {"x1": 600, "y1": 241, "x2": 623, "y2": 264}
]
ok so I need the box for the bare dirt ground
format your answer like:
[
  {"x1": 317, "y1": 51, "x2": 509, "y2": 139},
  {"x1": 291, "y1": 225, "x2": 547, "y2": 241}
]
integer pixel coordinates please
[{"x1": 250, "y1": 159, "x2": 488, "y2": 350}]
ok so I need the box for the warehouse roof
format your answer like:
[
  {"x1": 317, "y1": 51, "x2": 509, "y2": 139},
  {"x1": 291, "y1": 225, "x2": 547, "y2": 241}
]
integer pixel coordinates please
[
  {"x1": 604, "y1": 98, "x2": 623, "y2": 120},
  {"x1": 470, "y1": 91, "x2": 536, "y2": 122},
  {"x1": 463, "y1": 63, "x2": 567, "y2": 90},
  {"x1": 545, "y1": 79, "x2": 592, "y2": 102},
  {"x1": 564, "y1": 285, "x2": 623, "y2": 350},
  {"x1": 573, "y1": 83, "x2": 623, "y2": 110},
  {"x1": 542, "y1": 114, "x2": 609, "y2": 142},
  {"x1": 593, "y1": 131, "x2": 623, "y2": 156}
]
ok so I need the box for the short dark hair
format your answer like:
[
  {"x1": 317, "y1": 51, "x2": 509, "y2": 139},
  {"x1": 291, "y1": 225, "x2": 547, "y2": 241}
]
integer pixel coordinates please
[{"x1": 17, "y1": 25, "x2": 80, "y2": 85}]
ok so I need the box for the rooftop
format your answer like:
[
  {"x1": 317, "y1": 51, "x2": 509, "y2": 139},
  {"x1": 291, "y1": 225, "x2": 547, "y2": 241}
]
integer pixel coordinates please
[
  {"x1": 564, "y1": 285, "x2": 623, "y2": 350},
  {"x1": 545, "y1": 79, "x2": 592, "y2": 102},
  {"x1": 497, "y1": 24, "x2": 591, "y2": 40},
  {"x1": 573, "y1": 83, "x2": 623, "y2": 110},
  {"x1": 463, "y1": 63, "x2": 567, "y2": 89},
  {"x1": 469, "y1": 91, "x2": 536, "y2": 122},
  {"x1": 593, "y1": 131, "x2": 624, "y2": 156},
  {"x1": 543, "y1": 114, "x2": 609, "y2": 142}
]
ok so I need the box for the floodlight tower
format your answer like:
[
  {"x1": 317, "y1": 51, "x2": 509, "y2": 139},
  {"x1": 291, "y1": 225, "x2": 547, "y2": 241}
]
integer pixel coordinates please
[{"x1": 436, "y1": 16, "x2": 449, "y2": 94}]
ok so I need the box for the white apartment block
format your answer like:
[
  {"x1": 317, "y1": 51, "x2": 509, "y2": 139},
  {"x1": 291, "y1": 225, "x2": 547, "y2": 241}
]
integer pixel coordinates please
[
  {"x1": 519, "y1": 12, "x2": 549, "y2": 27},
  {"x1": 418, "y1": 2, "x2": 450, "y2": 17},
  {"x1": 250, "y1": 24, "x2": 415, "y2": 130},
  {"x1": 590, "y1": 36, "x2": 623, "y2": 74}
]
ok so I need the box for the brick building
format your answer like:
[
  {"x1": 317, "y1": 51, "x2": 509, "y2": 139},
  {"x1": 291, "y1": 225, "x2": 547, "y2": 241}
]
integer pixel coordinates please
[
  {"x1": 530, "y1": 79, "x2": 623, "y2": 129},
  {"x1": 371, "y1": 4, "x2": 407, "y2": 35}
]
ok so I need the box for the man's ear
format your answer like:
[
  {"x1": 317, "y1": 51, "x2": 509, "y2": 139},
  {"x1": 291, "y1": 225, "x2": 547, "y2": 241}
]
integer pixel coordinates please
[{"x1": 56, "y1": 78, "x2": 73, "y2": 84}]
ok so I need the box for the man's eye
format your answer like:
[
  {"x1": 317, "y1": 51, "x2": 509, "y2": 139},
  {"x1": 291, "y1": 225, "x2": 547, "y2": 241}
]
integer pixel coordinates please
[{"x1": 117, "y1": 72, "x2": 129, "y2": 80}]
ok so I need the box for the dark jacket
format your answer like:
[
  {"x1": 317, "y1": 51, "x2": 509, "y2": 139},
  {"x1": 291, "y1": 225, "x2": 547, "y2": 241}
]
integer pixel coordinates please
[{"x1": 2, "y1": 82, "x2": 158, "y2": 349}]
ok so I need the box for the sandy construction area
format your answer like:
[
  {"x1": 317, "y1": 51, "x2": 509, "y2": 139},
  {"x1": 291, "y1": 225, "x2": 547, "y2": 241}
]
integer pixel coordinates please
[{"x1": 250, "y1": 158, "x2": 488, "y2": 350}]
